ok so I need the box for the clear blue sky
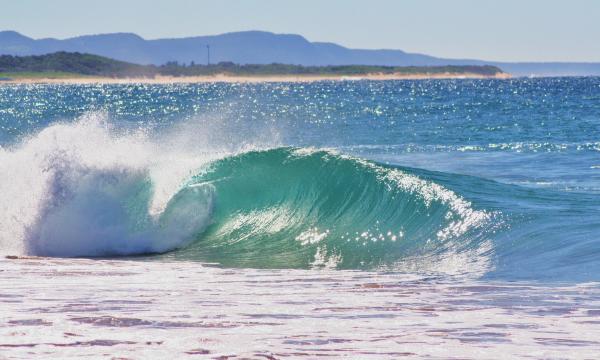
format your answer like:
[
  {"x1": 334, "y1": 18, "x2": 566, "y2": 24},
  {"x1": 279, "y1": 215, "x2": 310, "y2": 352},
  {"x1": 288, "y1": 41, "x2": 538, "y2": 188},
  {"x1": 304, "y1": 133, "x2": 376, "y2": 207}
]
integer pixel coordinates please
[{"x1": 2, "y1": 0, "x2": 599, "y2": 62}]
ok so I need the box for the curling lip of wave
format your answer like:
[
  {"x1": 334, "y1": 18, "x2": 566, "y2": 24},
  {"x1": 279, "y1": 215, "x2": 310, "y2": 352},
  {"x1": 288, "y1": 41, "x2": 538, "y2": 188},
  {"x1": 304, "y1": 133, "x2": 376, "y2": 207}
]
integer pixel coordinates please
[{"x1": 171, "y1": 147, "x2": 496, "y2": 274}]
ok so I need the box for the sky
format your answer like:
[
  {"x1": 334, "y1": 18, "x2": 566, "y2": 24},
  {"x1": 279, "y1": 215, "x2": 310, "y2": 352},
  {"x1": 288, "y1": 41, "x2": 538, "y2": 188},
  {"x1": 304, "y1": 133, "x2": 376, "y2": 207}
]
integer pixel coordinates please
[{"x1": 1, "y1": 0, "x2": 599, "y2": 62}]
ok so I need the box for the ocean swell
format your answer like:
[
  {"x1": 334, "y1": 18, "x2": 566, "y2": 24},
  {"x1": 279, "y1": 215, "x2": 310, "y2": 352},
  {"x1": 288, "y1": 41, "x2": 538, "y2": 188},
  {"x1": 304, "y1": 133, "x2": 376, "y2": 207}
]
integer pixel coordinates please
[
  {"x1": 175, "y1": 148, "x2": 496, "y2": 274},
  {"x1": 0, "y1": 115, "x2": 497, "y2": 276}
]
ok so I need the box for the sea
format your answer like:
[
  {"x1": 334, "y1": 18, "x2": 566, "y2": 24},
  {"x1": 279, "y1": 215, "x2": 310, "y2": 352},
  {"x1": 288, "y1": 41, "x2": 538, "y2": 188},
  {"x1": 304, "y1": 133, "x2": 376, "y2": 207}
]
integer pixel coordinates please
[{"x1": 1, "y1": 78, "x2": 599, "y2": 358}]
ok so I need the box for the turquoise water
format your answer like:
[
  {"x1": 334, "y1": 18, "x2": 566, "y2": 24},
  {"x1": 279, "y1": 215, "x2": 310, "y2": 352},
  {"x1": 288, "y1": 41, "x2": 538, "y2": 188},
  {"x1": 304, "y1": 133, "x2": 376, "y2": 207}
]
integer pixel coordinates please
[{"x1": 1, "y1": 78, "x2": 599, "y2": 282}]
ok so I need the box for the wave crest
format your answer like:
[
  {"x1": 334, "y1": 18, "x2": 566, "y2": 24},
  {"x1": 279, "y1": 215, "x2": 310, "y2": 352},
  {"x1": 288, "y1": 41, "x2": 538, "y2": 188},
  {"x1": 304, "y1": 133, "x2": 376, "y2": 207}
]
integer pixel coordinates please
[
  {"x1": 0, "y1": 115, "x2": 497, "y2": 276},
  {"x1": 177, "y1": 148, "x2": 496, "y2": 275}
]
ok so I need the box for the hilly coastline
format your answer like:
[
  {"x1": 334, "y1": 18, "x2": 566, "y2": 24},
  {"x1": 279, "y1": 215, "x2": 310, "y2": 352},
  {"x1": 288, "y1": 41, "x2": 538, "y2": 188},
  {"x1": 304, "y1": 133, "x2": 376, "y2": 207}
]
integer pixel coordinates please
[
  {"x1": 0, "y1": 52, "x2": 509, "y2": 83},
  {"x1": 1, "y1": 30, "x2": 599, "y2": 77}
]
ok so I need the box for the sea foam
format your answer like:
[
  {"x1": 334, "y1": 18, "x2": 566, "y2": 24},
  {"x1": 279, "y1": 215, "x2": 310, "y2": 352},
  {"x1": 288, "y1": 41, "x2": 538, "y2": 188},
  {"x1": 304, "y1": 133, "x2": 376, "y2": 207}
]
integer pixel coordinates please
[{"x1": 0, "y1": 113, "x2": 228, "y2": 256}]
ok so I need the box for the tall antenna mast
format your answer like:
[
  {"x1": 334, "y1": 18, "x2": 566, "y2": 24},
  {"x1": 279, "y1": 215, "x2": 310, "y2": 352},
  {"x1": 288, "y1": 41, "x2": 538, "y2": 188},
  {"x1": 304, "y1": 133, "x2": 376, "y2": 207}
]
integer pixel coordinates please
[{"x1": 207, "y1": 45, "x2": 210, "y2": 65}]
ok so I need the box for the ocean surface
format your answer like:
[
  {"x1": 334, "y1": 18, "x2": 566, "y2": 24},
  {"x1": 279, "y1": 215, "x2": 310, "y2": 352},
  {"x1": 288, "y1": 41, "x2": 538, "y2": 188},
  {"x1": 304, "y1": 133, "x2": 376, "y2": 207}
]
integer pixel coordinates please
[{"x1": 1, "y1": 78, "x2": 600, "y2": 358}]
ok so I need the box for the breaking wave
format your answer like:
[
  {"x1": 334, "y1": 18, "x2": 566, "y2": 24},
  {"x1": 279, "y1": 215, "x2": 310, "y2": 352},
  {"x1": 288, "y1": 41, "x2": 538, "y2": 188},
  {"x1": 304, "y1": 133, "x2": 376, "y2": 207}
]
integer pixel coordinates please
[{"x1": 0, "y1": 114, "x2": 498, "y2": 276}]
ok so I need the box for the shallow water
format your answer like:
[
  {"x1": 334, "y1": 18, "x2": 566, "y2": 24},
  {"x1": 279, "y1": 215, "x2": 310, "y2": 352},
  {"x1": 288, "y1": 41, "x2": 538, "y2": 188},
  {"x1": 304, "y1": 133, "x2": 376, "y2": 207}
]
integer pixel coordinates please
[
  {"x1": 2, "y1": 258, "x2": 600, "y2": 359},
  {"x1": 1, "y1": 79, "x2": 600, "y2": 357}
]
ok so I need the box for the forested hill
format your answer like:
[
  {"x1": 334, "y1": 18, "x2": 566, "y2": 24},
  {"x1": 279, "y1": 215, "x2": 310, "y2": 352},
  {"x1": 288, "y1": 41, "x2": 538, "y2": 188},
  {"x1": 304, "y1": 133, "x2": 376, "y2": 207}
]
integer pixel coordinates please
[
  {"x1": 0, "y1": 52, "x2": 506, "y2": 78},
  {"x1": 0, "y1": 52, "x2": 153, "y2": 77}
]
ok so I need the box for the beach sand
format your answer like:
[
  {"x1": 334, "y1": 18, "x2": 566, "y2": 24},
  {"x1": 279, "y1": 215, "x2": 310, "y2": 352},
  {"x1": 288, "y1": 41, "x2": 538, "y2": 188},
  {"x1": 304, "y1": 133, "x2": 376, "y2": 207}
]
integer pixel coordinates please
[{"x1": 0, "y1": 72, "x2": 511, "y2": 85}]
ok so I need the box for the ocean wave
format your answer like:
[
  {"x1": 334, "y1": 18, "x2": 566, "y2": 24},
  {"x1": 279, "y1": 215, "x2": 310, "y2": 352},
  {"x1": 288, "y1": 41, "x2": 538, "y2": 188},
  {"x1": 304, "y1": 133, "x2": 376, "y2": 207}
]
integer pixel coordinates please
[
  {"x1": 0, "y1": 115, "x2": 498, "y2": 276},
  {"x1": 2, "y1": 113, "x2": 600, "y2": 281},
  {"x1": 171, "y1": 148, "x2": 497, "y2": 275}
]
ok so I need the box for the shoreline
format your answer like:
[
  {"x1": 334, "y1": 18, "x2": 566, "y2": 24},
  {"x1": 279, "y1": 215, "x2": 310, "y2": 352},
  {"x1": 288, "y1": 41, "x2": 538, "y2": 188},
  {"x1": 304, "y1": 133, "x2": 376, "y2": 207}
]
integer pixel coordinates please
[{"x1": 0, "y1": 72, "x2": 511, "y2": 84}]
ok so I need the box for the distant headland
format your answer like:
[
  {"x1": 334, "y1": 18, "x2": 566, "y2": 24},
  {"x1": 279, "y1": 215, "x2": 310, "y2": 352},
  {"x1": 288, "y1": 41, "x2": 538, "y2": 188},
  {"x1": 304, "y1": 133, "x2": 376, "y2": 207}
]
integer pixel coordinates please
[
  {"x1": 0, "y1": 52, "x2": 509, "y2": 84},
  {"x1": 0, "y1": 30, "x2": 599, "y2": 77}
]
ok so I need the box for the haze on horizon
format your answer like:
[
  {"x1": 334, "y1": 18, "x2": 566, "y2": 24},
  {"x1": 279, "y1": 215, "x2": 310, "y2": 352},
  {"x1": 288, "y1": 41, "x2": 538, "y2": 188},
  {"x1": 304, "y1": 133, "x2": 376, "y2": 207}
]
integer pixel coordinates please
[{"x1": 1, "y1": 0, "x2": 599, "y2": 63}]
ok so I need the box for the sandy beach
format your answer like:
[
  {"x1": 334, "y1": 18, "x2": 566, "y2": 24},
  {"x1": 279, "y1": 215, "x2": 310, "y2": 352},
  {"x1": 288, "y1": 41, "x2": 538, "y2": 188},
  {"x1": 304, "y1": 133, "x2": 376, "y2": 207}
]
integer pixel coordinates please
[{"x1": 0, "y1": 72, "x2": 511, "y2": 85}]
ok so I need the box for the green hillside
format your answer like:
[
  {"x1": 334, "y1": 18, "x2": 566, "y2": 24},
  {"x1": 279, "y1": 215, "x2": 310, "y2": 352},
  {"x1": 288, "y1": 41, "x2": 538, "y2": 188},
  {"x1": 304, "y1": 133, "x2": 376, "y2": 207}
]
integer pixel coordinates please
[{"x1": 0, "y1": 52, "x2": 506, "y2": 78}]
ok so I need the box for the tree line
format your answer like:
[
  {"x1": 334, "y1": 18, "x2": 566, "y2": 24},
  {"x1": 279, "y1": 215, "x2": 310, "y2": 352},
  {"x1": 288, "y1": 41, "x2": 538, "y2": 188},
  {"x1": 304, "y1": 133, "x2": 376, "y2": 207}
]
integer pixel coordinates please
[{"x1": 0, "y1": 52, "x2": 504, "y2": 78}]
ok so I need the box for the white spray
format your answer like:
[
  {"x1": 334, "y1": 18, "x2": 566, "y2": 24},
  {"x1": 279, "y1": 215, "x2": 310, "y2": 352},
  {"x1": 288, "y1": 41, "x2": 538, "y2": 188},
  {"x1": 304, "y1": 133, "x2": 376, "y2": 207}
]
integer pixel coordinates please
[{"x1": 0, "y1": 112, "x2": 278, "y2": 257}]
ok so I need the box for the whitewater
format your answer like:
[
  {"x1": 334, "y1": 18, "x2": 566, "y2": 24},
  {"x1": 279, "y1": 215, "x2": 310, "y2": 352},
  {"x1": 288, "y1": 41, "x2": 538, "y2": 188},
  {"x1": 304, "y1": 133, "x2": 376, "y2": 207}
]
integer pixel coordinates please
[{"x1": 1, "y1": 79, "x2": 600, "y2": 358}]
